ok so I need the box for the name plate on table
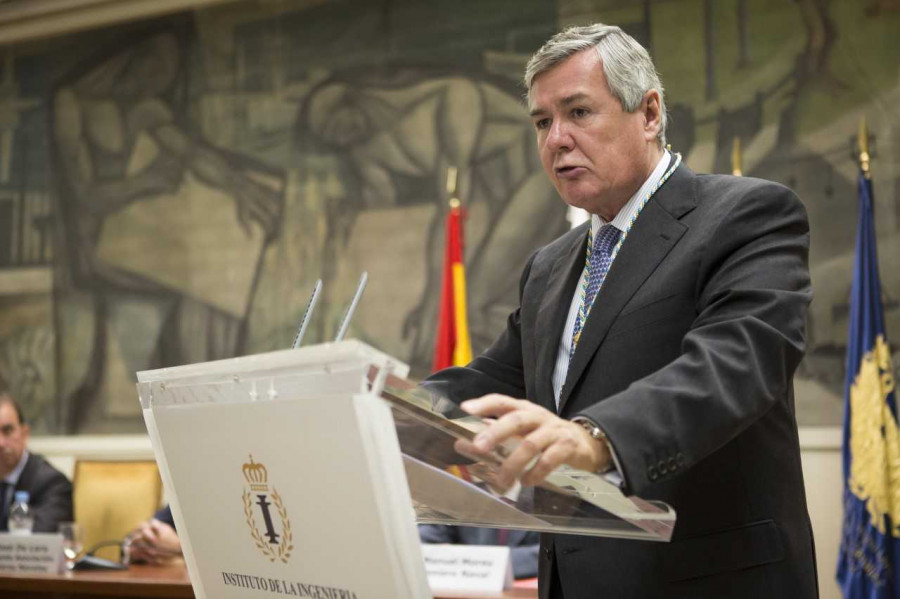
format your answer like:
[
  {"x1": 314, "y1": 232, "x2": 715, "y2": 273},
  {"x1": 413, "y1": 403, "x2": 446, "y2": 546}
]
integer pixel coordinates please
[
  {"x1": 422, "y1": 544, "x2": 512, "y2": 595},
  {"x1": 0, "y1": 533, "x2": 64, "y2": 574}
]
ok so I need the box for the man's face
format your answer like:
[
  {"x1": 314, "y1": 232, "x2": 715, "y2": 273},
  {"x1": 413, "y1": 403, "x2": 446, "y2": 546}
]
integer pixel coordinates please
[
  {"x1": 0, "y1": 399, "x2": 28, "y2": 478},
  {"x1": 529, "y1": 49, "x2": 659, "y2": 220}
]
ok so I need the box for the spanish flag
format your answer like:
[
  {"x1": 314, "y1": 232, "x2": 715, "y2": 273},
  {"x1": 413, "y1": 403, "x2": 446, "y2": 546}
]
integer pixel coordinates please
[{"x1": 433, "y1": 199, "x2": 473, "y2": 371}]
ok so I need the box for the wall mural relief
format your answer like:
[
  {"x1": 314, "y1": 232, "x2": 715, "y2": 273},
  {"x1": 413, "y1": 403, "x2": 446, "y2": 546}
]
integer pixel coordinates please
[
  {"x1": 0, "y1": 0, "x2": 896, "y2": 432},
  {"x1": 51, "y1": 28, "x2": 285, "y2": 432}
]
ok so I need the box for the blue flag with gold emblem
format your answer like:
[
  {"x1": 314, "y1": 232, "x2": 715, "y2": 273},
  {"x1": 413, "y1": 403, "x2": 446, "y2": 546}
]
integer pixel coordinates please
[{"x1": 836, "y1": 172, "x2": 900, "y2": 598}]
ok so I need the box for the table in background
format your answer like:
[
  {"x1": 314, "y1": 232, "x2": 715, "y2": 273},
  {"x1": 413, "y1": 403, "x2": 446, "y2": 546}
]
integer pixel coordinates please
[
  {"x1": 0, "y1": 563, "x2": 192, "y2": 598},
  {"x1": 0, "y1": 564, "x2": 537, "y2": 598}
]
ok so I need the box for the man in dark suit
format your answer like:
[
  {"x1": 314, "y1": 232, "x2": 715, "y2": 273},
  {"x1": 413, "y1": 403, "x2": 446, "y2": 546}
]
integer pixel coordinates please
[
  {"x1": 0, "y1": 389, "x2": 73, "y2": 532},
  {"x1": 429, "y1": 23, "x2": 818, "y2": 599}
]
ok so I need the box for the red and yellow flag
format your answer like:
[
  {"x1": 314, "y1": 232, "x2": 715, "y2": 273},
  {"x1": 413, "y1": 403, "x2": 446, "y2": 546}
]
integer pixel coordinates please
[{"x1": 433, "y1": 199, "x2": 473, "y2": 371}]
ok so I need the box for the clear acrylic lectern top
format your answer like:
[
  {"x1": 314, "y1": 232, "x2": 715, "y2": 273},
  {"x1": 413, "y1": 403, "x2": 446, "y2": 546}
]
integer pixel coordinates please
[{"x1": 138, "y1": 340, "x2": 675, "y2": 542}]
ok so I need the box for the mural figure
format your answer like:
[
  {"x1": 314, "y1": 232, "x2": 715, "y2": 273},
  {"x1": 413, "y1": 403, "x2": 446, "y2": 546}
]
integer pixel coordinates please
[
  {"x1": 298, "y1": 72, "x2": 567, "y2": 368},
  {"x1": 795, "y1": 0, "x2": 843, "y2": 90},
  {"x1": 0, "y1": 327, "x2": 54, "y2": 431},
  {"x1": 52, "y1": 30, "x2": 284, "y2": 430}
]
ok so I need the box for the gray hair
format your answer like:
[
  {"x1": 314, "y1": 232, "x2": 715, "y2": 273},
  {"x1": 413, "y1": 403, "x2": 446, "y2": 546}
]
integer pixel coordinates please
[{"x1": 524, "y1": 23, "x2": 667, "y2": 147}]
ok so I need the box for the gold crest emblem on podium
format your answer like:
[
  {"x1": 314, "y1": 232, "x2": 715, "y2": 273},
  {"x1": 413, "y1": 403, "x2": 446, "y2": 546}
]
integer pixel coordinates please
[{"x1": 242, "y1": 455, "x2": 293, "y2": 563}]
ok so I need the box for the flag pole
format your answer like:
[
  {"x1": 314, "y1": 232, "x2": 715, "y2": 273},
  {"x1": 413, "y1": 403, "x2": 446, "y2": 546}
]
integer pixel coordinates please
[
  {"x1": 731, "y1": 137, "x2": 742, "y2": 176},
  {"x1": 858, "y1": 116, "x2": 871, "y2": 179},
  {"x1": 446, "y1": 166, "x2": 460, "y2": 209}
]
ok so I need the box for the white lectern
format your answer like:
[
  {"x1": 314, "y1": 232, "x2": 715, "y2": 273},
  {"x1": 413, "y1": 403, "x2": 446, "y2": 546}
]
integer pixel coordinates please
[
  {"x1": 139, "y1": 341, "x2": 429, "y2": 599},
  {"x1": 137, "y1": 340, "x2": 674, "y2": 599}
]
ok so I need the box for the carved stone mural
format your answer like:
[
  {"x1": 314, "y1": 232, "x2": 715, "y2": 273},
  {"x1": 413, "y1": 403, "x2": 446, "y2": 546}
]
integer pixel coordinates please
[{"x1": 0, "y1": 0, "x2": 896, "y2": 432}]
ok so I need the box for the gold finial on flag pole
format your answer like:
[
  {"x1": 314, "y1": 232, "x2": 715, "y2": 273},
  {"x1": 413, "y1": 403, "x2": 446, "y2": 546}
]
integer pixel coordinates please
[
  {"x1": 446, "y1": 166, "x2": 460, "y2": 208},
  {"x1": 731, "y1": 137, "x2": 743, "y2": 176},
  {"x1": 858, "y1": 116, "x2": 871, "y2": 179}
]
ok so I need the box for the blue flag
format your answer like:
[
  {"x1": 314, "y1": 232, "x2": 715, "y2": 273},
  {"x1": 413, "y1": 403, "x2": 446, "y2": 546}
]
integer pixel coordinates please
[{"x1": 836, "y1": 172, "x2": 900, "y2": 598}]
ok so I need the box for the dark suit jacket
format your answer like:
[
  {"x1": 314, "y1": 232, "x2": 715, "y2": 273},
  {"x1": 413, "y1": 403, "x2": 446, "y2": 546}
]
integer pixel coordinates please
[
  {"x1": 4, "y1": 453, "x2": 73, "y2": 533},
  {"x1": 429, "y1": 164, "x2": 818, "y2": 599},
  {"x1": 155, "y1": 504, "x2": 175, "y2": 529},
  {"x1": 418, "y1": 524, "x2": 539, "y2": 579}
]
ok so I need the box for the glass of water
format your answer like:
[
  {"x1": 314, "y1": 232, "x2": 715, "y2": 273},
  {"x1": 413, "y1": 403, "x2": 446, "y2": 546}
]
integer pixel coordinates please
[{"x1": 58, "y1": 522, "x2": 84, "y2": 568}]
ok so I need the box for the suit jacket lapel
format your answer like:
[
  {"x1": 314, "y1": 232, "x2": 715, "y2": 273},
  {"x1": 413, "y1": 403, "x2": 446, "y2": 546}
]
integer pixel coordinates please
[
  {"x1": 558, "y1": 164, "x2": 697, "y2": 413},
  {"x1": 533, "y1": 226, "x2": 587, "y2": 412}
]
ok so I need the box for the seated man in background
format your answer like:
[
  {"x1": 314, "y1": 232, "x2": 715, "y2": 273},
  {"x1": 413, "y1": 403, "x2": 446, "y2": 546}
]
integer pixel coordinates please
[
  {"x1": 419, "y1": 524, "x2": 539, "y2": 579},
  {"x1": 0, "y1": 386, "x2": 73, "y2": 532},
  {"x1": 127, "y1": 505, "x2": 182, "y2": 564}
]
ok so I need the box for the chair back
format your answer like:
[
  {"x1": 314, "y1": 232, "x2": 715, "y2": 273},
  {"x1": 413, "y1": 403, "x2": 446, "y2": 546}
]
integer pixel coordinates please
[{"x1": 73, "y1": 460, "x2": 162, "y2": 561}]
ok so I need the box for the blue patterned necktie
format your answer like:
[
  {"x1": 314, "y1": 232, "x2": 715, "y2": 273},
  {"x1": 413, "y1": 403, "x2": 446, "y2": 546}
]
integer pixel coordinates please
[{"x1": 570, "y1": 224, "x2": 622, "y2": 359}]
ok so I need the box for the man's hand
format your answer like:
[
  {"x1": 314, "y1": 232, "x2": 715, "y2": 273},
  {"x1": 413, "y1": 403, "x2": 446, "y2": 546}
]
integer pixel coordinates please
[
  {"x1": 127, "y1": 518, "x2": 182, "y2": 564},
  {"x1": 458, "y1": 394, "x2": 611, "y2": 489}
]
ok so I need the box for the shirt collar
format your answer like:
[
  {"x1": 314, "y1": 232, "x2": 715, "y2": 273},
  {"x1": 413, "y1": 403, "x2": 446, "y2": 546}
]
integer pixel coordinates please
[
  {"x1": 591, "y1": 149, "x2": 671, "y2": 238},
  {"x1": 3, "y1": 450, "x2": 29, "y2": 486}
]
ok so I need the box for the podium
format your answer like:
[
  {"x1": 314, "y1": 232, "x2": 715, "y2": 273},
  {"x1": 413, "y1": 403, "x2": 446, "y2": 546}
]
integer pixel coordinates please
[{"x1": 137, "y1": 341, "x2": 674, "y2": 599}]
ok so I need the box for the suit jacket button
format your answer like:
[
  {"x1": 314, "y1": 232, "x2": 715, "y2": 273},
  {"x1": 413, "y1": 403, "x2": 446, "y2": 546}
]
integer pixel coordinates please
[
  {"x1": 676, "y1": 452, "x2": 685, "y2": 465},
  {"x1": 657, "y1": 460, "x2": 668, "y2": 475},
  {"x1": 667, "y1": 457, "x2": 677, "y2": 471},
  {"x1": 648, "y1": 465, "x2": 658, "y2": 480}
]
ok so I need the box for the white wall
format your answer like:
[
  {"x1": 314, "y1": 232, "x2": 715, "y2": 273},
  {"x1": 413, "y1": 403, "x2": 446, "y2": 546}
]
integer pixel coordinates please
[
  {"x1": 799, "y1": 428, "x2": 843, "y2": 599},
  {"x1": 29, "y1": 435, "x2": 155, "y2": 481},
  {"x1": 30, "y1": 428, "x2": 845, "y2": 598}
]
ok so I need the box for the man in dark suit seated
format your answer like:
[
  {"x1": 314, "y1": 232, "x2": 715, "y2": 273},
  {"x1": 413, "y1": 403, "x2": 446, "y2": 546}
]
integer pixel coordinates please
[
  {"x1": 0, "y1": 387, "x2": 73, "y2": 532},
  {"x1": 419, "y1": 524, "x2": 539, "y2": 579},
  {"x1": 428, "y1": 23, "x2": 817, "y2": 599}
]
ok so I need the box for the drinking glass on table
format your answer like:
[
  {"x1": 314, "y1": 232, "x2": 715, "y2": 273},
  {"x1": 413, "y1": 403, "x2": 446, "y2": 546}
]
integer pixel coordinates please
[{"x1": 58, "y1": 522, "x2": 84, "y2": 568}]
